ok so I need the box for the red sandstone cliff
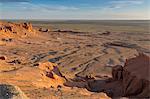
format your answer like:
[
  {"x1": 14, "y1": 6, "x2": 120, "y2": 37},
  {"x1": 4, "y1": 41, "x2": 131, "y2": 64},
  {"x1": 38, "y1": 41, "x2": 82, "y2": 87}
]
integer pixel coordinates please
[{"x1": 112, "y1": 53, "x2": 150, "y2": 98}]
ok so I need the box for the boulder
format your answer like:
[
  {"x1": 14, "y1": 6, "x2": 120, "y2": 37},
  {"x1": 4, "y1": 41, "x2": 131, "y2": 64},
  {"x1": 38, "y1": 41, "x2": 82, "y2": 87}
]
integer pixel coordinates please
[
  {"x1": 0, "y1": 84, "x2": 28, "y2": 99},
  {"x1": 0, "y1": 56, "x2": 6, "y2": 60},
  {"x1": 101, "y1": 31, "x2": 111, "y2": 35}
]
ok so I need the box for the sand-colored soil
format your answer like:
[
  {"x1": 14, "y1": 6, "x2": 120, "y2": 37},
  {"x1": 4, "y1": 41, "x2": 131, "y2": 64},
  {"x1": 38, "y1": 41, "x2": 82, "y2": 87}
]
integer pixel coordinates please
[{"x1": 0, "y1": 21, "x2": 149, "y2": 99}]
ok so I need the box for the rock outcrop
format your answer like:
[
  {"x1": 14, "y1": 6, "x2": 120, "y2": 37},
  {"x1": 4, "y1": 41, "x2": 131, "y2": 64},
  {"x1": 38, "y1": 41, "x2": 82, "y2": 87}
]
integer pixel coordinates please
[
  {"x1": 112, "y1": 65, "x2": 123, "y2": 80},
  {"x1": 15, "y1": 62, "x2": 66, "y2": 88},
  {"x1": 0, "y1": 25, "x2": 13, "y2": 33},
  {"x1": 39, "y1": 62, "x2": 66, "y2": 80},
  {"x1": 0, "y1": 21, "x2": 35, "y2": 37},
  {"x1": 0, "y1": 84, "x2": 28, "y2": 99},
  {"x1": 39, "y1": 28, "x2": 49, "y2": 32},
  {"x1": 21, "y1": 23, "x2": 33, "y2": 32},
  {"x1": 86, "y1": 53, "x2": 149, "y2": 98},
  {"x1": 112, "y1": 53, "x2": 150, "y2": 98}
]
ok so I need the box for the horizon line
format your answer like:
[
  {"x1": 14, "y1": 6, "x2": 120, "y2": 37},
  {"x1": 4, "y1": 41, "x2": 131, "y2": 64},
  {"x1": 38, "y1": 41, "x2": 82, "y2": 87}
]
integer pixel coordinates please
[{"x1": 1, "y1": 19, "x2": 150, "y2": 21}]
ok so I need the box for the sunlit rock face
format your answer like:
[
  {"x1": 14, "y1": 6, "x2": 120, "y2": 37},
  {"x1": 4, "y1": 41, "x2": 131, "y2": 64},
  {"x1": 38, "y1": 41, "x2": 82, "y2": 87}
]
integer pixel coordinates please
[
  {"x1": 21, "y1": 23, "x2": 33, "y2": 32},
  {"x1": 0, "y1": 22, "x2": 35, "y2": 38},
  {"x1": 37, "y1": 62, "x2": 66, "y2": 88}
]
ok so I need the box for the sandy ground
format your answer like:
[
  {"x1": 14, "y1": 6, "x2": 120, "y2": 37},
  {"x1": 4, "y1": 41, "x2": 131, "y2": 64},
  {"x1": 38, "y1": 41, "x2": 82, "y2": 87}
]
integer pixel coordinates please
[{"x1": 0, "y1": 20, "x2": 149, "y2": 98}]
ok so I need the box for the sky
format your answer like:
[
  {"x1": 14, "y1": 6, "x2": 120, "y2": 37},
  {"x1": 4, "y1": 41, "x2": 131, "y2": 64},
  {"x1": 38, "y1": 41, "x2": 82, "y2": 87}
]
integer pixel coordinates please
[{"x1": 0, "y1": 0, "x2": 149, "y2": 20}]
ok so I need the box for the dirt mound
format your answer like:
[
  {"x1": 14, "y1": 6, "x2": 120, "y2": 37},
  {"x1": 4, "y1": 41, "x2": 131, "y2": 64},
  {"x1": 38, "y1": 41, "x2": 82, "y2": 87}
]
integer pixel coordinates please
[{"x1": 0, "y1": 84, "x2": 28, "y2": 99}]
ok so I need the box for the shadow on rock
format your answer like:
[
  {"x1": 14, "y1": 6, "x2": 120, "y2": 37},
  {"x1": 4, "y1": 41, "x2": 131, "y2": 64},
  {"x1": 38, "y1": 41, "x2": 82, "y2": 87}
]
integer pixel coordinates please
[
  {"x1": 64, "y1": 53, "x2": 150, "y2": 98},
  {"x1": 64, "y1": 75, "x2": 123, "y2": 98}
]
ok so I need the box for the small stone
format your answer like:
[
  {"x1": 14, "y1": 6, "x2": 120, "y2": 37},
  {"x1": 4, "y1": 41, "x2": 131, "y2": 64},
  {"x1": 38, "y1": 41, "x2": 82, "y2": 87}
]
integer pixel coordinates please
[{"x1": 0, "y1": 56, "x2": 6, "y2": 60}]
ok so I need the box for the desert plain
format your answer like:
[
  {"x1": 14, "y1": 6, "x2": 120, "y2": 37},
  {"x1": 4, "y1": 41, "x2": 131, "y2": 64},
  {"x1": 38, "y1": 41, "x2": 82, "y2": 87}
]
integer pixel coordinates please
[{"x1": 0, "y1": 20, "x2": 149, "y2": 99}]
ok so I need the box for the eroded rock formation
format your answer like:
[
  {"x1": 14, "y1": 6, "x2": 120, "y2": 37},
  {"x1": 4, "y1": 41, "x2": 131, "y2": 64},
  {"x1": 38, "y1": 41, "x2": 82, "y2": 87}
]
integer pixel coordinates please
[
  {"x1": 18, "y1": 62, "x2": 66, "y2": 88},
  {"x1": 112, "y1": 65, "x2": 123, "y2": 80},
  {"x1": 39, "y1": 62, "x2": 66, "y2": 82},
  {"x1": 21, "y1": 23, "x2": 33, "y2": 32},
  {"x1": 112, "y1": 53, "x2": 150, "y2": 98},
  {"x1": 0, "y1": 21, "x2": 35, "y2": 37},
  {"x1": 0, "y1": 25, "x2": 13, "y2": 33},
  {"x1": 87, "y1": 53, "x2": 149, "y2": 98}
]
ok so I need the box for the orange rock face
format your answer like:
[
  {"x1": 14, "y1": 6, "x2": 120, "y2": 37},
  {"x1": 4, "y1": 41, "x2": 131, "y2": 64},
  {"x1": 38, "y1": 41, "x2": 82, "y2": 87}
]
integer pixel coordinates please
[
  {"x1": 0, "y1": 24, "x2": 13, "y2": 33},
  {"x1": 21, "y1": 23, "x2": 33, "y2": 32},
  {"x1": 0, "y1": 61, "x2": 66, "y2": 89},
  {"x1": 0, "y1": 22, "x2": 35, "y2": 38},
  {"x1": 39, "y1": 62, "x2": 65, "y2": 79},
  {"x1": 16, "y1": 62, "x2": 66, "y2": 88}
]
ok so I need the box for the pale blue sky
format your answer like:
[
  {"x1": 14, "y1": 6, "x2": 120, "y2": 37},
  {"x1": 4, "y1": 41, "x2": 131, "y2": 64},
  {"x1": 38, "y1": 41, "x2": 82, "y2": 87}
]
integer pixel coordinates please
[{"x1": 0, "y1": 0, "x2": 149, "y2": 20}]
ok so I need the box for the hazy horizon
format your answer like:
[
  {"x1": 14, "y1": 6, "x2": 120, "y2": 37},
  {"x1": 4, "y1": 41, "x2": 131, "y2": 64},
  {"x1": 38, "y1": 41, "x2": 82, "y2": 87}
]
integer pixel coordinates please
[
  {"x1": 1, "y1": 19, "x2": 150, "y2": 21},
  {"x1": 0, "y1": 0, "x2": 150, "y2": 20}
]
